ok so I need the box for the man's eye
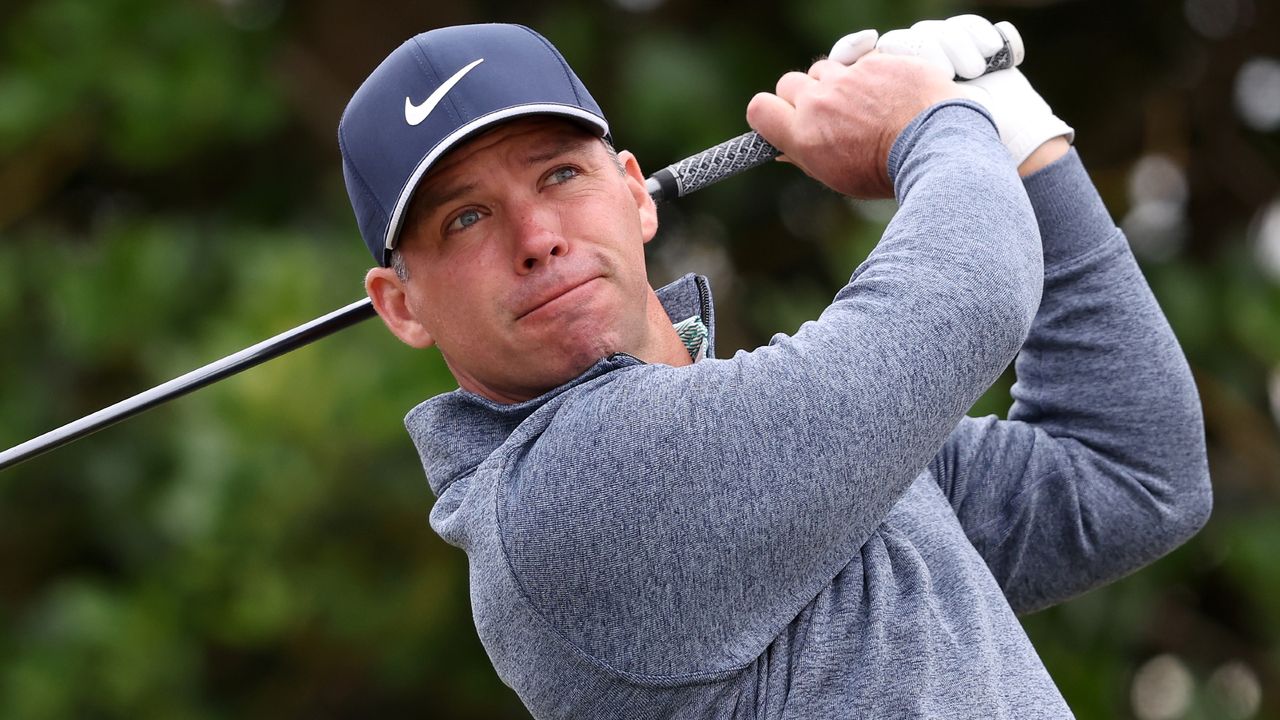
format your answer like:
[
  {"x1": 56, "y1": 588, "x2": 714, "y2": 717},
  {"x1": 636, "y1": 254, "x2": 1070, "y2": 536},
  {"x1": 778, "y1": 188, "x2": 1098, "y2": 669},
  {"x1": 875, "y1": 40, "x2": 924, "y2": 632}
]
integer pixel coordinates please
[
  {"x1": 546, "y1": 166, "x2": 579, "y2": 186},
  {"x1": 447, "y1": 208, "x2": 484, "y2": 232}
]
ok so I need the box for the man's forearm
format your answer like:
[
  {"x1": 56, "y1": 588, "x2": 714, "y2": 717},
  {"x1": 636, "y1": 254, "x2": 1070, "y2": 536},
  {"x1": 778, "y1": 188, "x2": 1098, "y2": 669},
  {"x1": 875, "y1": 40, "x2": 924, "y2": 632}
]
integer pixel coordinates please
[{"x1": 948, "y1": 149, "x2": 1211, "y2": 612}]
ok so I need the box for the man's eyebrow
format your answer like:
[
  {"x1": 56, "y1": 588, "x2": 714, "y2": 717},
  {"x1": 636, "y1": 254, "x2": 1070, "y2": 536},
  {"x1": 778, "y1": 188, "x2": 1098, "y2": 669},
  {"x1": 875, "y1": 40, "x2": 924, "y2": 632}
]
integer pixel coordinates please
[
  {"x1": 522, "y1": 135, "x2": 591, "y2": 165},
  {"x1": 413, "y1": 181, "x2": 478, "y2": 221}
]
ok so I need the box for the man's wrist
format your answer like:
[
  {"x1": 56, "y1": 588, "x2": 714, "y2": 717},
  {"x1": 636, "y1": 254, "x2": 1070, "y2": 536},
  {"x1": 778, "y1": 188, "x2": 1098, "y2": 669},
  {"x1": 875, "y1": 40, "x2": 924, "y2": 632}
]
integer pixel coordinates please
[
  {"x1": 1017, "y1": 136, "x2": 1071, "y2": 177},
  {"x1": 888, "y1": 98, "x2": 1000, "y2": 186}
]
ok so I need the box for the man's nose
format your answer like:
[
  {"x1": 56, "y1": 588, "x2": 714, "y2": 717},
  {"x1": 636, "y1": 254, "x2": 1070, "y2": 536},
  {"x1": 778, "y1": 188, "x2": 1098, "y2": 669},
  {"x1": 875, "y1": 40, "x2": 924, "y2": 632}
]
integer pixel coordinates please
[{"x1": 512, "y1": 203, "x2": 568, "y2": 274}]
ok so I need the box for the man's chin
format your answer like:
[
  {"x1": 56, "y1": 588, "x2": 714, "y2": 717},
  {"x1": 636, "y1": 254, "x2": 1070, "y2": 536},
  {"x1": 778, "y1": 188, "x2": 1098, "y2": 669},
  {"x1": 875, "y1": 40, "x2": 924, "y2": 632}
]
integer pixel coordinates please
[{"x1": 560, "y1": 343, "x2": 620, "y2": 377}]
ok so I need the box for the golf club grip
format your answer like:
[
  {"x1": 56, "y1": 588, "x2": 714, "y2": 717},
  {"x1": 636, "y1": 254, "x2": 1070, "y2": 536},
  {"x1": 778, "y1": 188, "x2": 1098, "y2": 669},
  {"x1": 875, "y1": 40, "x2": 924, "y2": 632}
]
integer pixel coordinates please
[{"x1": 645, "y1": 22, "x2": 1023, "y2": 202}]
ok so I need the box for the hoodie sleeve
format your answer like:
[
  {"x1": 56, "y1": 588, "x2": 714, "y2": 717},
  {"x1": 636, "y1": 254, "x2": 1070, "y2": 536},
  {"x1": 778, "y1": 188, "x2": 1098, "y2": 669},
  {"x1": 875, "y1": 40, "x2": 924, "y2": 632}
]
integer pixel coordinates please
[
  {"x1": 501, "y1": 100, "x2": 1045, "y2": 678},
  {"x1": 929, "y1": 148, "x2": 1212, "y2": 614}
]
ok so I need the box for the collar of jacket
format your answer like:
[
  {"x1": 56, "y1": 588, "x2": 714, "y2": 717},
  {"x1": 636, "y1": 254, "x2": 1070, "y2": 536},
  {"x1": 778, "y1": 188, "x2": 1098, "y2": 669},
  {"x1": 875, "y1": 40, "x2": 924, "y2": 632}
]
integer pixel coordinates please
[{"x1": 403, "y1": 272, "x2": 715, "y2": 496}]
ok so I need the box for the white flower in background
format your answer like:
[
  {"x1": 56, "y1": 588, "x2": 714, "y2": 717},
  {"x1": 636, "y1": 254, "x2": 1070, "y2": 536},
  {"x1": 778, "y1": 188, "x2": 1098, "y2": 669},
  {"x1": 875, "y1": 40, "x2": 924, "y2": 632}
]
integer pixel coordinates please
[
  {"x1": 1131, "y1": 654, "x2": 1194, "y2": 720},
  {"x1": 1184, "y1": 0, "x2": 1253, "y2": 39},
  {"x1": 1123, "y1": 154, "x2": 1189, "y2": 261},
  {"x1": 1208, "y1": 660, "x2": 1262, "y2": 719},
  {"x1": 1235, "y1": 57, "x2": 1280, "y2": 132},
  {"x1": 1251, "y1": 198, "x2": 1280, "y2": 281}
]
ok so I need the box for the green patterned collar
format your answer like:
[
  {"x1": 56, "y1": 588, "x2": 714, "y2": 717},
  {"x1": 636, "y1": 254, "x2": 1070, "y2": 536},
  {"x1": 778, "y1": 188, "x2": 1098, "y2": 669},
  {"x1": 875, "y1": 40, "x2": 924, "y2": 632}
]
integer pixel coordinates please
[{"x1": 672, "y1": 315, "x2": 709, "y2": 362}]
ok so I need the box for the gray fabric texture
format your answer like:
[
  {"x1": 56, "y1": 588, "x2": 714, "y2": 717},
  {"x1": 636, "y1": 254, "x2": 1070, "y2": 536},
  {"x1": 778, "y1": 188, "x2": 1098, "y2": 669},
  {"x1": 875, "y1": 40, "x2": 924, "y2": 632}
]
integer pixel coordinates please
[{"x1": 404, "y1": 100, "x2": 1212, "y2": 719}]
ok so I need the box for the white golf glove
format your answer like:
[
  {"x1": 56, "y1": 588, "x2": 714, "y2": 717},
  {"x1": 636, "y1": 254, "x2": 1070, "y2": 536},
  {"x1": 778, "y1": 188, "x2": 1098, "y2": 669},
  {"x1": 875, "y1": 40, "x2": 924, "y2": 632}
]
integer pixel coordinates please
[
  {"x1": 875, "y1": 15, "x2": 1074, "y2": 166},
  {"x1": 828, "y1": 28, "x2": 879, "y2": 65}
]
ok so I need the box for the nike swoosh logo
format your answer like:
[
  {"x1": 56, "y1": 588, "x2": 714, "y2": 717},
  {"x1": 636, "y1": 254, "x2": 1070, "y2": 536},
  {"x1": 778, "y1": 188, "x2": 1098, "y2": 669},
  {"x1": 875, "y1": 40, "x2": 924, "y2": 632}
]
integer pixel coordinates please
[{"x1": 405, "y1": 58, "x2": 485, "y2": 127}]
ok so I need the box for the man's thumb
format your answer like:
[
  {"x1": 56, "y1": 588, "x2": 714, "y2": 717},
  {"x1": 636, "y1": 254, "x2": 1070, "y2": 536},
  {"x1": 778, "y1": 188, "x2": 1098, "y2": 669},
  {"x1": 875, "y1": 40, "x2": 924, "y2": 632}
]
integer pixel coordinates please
[{"x1": 746, "y1": 92, "x2": 797, "y2": 154}]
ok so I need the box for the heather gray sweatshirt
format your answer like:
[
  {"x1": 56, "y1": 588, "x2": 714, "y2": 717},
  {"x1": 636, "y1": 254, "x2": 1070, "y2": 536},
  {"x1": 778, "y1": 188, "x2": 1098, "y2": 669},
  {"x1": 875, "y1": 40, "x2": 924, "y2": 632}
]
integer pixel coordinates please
[{"x1": 406, "y1": 101, "x2": 1212, "y2": 719}]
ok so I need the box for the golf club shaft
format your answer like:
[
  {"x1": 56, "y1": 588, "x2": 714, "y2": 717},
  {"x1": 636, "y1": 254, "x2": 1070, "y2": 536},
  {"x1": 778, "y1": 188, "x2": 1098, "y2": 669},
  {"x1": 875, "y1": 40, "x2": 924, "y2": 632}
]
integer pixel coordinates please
[
  {"x1": 0, "y1": 21, "x2": 1027, "y2": 471},
  {"x1": 0, "y1": 299, "x2": 377, "y2": 471}
]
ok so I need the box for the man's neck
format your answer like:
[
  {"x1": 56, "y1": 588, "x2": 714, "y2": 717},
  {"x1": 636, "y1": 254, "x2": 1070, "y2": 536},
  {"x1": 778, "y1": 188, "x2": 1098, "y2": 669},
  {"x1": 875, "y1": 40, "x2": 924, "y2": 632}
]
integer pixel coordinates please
[{"x1": 635, "y1": 289, "x2": 695, "y2": 368}]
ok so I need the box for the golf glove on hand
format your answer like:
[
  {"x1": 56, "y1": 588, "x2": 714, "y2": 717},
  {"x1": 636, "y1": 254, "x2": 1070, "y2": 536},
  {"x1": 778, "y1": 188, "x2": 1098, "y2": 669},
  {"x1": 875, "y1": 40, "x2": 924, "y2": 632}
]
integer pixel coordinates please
[
  {"x1": 828, "y1": 28, "x2": 879, "y2": 66},
  {"x1": 877, "y1": 15, "x2": 1074, "y2": 166}
]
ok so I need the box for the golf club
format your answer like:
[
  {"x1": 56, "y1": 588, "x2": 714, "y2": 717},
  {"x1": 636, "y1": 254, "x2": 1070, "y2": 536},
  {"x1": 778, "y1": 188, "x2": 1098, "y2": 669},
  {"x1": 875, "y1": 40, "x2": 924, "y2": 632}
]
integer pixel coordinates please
[{"x1": 0, "y1": 24, "x2": 1024, "y2": 472}]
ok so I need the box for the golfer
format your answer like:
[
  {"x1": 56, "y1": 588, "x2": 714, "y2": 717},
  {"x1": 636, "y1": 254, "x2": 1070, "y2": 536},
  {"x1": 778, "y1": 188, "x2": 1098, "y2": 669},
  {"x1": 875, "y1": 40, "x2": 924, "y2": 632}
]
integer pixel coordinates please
[{"x1": 338, "y1": 17, "x2": 1210, "y2": 719}]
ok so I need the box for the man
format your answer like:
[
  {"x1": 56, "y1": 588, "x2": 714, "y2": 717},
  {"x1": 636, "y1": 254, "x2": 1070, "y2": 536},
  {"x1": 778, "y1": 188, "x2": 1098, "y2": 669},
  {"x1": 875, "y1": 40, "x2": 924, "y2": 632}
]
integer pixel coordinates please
[{"x1": 338, "y1": 19, "x2": 1211, "y2": 718}]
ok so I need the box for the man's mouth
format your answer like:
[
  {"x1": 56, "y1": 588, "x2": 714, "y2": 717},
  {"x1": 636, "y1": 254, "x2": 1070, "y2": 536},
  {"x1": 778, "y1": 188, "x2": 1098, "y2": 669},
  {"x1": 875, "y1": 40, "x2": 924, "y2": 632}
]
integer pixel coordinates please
[{"x1": 515, "y1": 276, "x2": 602, "y2": 320}]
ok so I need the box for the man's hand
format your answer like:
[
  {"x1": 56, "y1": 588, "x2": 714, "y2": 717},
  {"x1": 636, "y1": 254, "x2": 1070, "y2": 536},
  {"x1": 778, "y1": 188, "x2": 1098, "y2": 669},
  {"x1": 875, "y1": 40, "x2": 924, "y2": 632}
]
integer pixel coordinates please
[
  {"x1": 746, "y1": 52, "x2": 965, "y2": 198},
  {"x1": 877, "y1": 15, "x2": 1073, "y2": 172}
]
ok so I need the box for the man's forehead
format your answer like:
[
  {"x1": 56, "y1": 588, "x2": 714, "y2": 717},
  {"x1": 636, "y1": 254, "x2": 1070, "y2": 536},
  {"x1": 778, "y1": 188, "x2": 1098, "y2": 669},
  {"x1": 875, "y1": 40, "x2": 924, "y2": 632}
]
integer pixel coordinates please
[{"x1": 425, "y1": 117, "x2": 599, "y2": 183}]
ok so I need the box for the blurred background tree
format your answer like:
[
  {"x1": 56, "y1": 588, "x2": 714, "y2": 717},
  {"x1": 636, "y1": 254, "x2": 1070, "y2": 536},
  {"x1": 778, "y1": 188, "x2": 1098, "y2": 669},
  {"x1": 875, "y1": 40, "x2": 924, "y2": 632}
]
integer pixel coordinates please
[{"x1": 1, "y1": 0, "x2": 1277, "y2": 717}]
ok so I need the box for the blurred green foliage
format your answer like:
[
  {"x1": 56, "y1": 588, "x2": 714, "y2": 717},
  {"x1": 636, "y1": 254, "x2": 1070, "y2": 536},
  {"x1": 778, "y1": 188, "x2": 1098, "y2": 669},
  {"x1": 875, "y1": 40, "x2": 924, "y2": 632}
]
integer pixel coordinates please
[{"x1": 1, "y1": 0, "x2": 1277, "y2": 717}]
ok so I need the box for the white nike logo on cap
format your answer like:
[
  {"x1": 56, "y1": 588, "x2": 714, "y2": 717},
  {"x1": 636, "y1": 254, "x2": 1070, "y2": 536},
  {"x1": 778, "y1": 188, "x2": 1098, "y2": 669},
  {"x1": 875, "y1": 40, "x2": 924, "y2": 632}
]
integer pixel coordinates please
[{"x1": 405, "y1": 58, "x2": 485, "y2": 127}]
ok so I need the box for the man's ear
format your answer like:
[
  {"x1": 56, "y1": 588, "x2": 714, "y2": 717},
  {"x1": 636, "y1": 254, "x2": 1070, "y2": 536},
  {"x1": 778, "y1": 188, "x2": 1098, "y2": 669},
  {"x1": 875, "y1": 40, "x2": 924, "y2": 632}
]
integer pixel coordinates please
[
  {"x1": 365, "y1": 267, "x2": 435, "y2": 349},
  {"x1": 618, "y1": 150, "x2": 659, "y2": 244}
]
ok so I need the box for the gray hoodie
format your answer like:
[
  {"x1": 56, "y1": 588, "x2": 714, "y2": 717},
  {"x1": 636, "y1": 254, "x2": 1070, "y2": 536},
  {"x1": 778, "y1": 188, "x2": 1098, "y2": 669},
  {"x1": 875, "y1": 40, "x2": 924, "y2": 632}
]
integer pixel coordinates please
[{"x1": 406, "y1": 101, "x2": 1212, "y2": 719}]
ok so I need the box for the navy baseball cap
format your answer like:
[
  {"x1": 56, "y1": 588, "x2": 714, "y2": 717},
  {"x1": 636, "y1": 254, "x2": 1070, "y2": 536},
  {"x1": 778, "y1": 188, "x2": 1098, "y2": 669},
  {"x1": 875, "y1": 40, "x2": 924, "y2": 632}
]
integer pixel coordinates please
[{"x1": 338, "y1": 24, "x2": 611, "y2": 267}]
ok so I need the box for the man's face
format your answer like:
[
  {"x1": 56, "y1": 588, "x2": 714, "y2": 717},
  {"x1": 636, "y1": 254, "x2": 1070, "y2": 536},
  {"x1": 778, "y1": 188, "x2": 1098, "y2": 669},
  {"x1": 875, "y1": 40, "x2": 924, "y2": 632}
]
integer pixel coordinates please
[{"x1": 365, "y1": 117, "x2": 662, "y2": 403}]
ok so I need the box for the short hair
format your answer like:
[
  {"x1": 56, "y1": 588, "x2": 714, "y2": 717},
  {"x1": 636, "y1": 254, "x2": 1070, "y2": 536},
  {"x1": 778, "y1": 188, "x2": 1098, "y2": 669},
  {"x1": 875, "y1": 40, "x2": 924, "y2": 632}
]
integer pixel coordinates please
[
  {"x1": 390, "y1": 246, "x2": 410, "y2": 281},
  {"x1": 601, "y1": 137, "x2": 624, "y2": 174}
]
